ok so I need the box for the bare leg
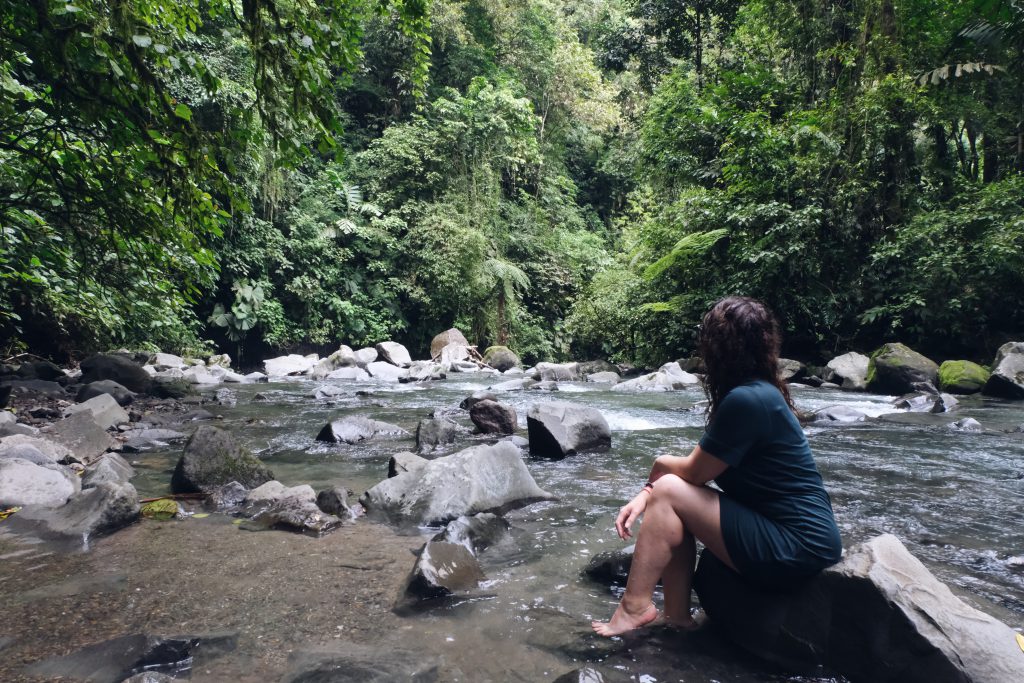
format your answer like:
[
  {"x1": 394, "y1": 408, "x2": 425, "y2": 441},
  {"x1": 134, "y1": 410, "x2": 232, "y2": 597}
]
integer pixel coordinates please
[{"x1": 592, "y1": 475, "x2": 735, "y2": 637}]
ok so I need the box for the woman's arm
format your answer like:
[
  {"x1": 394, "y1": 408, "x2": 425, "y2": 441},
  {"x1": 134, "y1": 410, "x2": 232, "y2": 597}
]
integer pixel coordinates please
[{"x1": 648, "y1": 445, "x2": 728, "y2": 486}]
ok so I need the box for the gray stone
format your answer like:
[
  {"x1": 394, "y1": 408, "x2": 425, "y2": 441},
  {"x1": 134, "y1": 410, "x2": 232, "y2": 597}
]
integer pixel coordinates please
[
  {"x1": 205, "y1": 481, "x2": 249, "y2": 511},
  {"x1": 867, "y1": 343, "x2": 939, "y2": 395},
  {"x1": 365, "y1": 361, "x2": 409, "y2": 382},
  {"x1": 65, "y1": 393, "x2": 130, "y2": 429},
  {"x1": 778, "y1": 358, "x2": 806, "y2": 381},
  {"x1": 244, "y1": 371, "x2": 268, "y2": 383},
  {"x1": 207, "y1": 353, "x2": 232, "y2": 368},
  {"x1": 309, "y1": 346, "x2": 358, "y2": 380},
  {"x1": 17, "y1": 481, "x2": 139, "y2": 537},
  {"x1": 405, "y1": 540, "x2": 484, "y2": 600},
  {"x1": 813, "y1": 405, "x2": 870, "y2": 423},
  {"x1": 80, "y1": 353, "x2": 152, "y2": 393},
  {"x1": 612, "y1": 363, "x2": 699, "y2": 392},
  {"x1": 469, "y1": 399, "x2": 517, "y2": 435},
  {"x1": 388, "y1": 451, "x2": 428, "y2": 478},
  {"x1": 893, "y1": 391, "x2": 959, "y2": 414},
  {"x1": 693, "y1": 534, "x2": 1024, "y2": 683},
  {"x1": 361, "y1": 441, "x2": 554, "y2": 526},
  {"x1": 18, "y1": 360, "x2": 65, "y2": 381},
  {"x1": 578, "y1": 360, "x2": 618, "y2": 376},
  {"x1": 82, "y1": 452, "x2": 135, "y2": 488},
  {"x1": 583, "y1": 545, "x2": 635, "y2": 586},
  {"x1": 0, "y1": 457, "x2": 79, "y2": 507},
  {"x1": 432, "y1": 513, "x2": 509, "y2": 554},
  {"x1": 825, "y1": 351, "x2": 871, "y2": 390},
  {"x1": 0, "y1": 443, "x2": 52, "y2": 466},
  {"x1": 415, "y1": 416, "x2": 460, "y2": 453},
  {"x1": 182, "y1": 365, "x2": 220, "y2": 385},
  {"x1": 315, "y1": 486, "x2": 353, "y2": 518},
  {"x1": 490, "y1": 378, "x2": 537, "y2": 392},
  {"x1": 352, "y1": 347, "x2": 379, "y2": 368},
  {"x1": 76, "y1": 380, "x2": 136, "y2": 406},
  {"x1": 120, "y1": 428, "x2": 186, "y2": 452},
  {"x1": 316, "y1": 416, "x2": 408, "y2": 444},
  {"x1": 527, "y1": 401, "x2": 611, "y2": 458},
  {"x1": 404, "y1": 360, "x2": 446, "y2": 382},
  {"x1": 6, "y1": 379, "x2": 69, "y2": 398},
  {"x1": 282, "y1": 642, "x2": 437, "y2": 683},
  {"x1": 151, "y1": 352, "x2": 185, "y2": 370},
  {"x1": 438, "y1": 342, "x2": 471, "y2": 365},
  {"x1": 264, "y1": 354, "x2": 318, "y2": 377},
  {"x1": 430, "y1": 328, "x2": 470, "y2": 359},
  {"x1": 482, "y1": 345, "x2": 520, "y2": 372},
  {"x1": 533, "y1": 362, "x2": 580, "y2": 381},
  {"x1": 459, "y1": 390, "x2": 497, "y2": 410},
  {"x1": 948, "y1": 417, "x2": 983, "y2": 433},
  {"x1": 244, "y1": 480, "x2": 316, "y2": 507},
  {"x1": 325, "y1": 366, "x2": 370, "y2": 381},
  {"x1": 375, "y1": 341, "x2": 412, "y2": 367},
  {"x1": 171, "y1": 426, "x2": 274, "y2": 493},
  {"x1": 585, "y1": 371, "x2": 620, "y2": 384},
  {"x1": 0, "y1": 433, "x2": 75, "y2": 463},
  {"x1": 982, "y1": 341, "x2": 1024, "y2": 400},
  {"x1": 528, "y1": 380, "x2": 560, "y2": 391},
  {"x1": 0, "y1": 410, "x2": 32, "y2": 437}
]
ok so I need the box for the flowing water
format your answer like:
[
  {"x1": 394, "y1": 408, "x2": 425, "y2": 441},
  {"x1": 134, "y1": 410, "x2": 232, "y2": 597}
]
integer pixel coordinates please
[{"x1": 2, "y1": 376, "x2": 1024, "y2": 682}]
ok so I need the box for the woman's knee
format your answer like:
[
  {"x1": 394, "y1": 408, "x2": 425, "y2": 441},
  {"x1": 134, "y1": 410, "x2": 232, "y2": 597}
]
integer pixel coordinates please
[{"x1": 651, "y1": 475, "x2": 714, "y2": 514}]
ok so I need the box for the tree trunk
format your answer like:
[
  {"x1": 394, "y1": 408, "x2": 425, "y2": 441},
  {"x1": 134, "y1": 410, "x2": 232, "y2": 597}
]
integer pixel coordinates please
[{"x1": 496, "y1": 289, "x2": 508, "y2": 346}]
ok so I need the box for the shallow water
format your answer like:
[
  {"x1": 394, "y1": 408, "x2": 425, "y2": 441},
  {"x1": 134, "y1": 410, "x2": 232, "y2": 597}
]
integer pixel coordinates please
[{"x1": 2, "y1": 375, "x2": 1023, "y2": 681}]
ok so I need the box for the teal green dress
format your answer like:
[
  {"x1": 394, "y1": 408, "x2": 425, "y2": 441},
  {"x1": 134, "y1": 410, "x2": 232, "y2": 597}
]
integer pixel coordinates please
[{"x1": 698, "y1": 379, "x2": 842, "y2": 586}]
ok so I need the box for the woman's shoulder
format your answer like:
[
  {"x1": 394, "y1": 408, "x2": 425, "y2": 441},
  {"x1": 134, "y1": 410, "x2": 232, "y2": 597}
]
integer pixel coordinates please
[{"x1": 725, "y1": 379, "x2": 785, "y2": 407}]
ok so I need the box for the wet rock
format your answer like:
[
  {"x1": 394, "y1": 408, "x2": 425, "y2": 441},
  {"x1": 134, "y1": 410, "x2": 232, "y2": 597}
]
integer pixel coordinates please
[
  {"x1": 120, "y1": 428, "x2": 186, "y2": 452},
  {"x1": 585, "y1": 371, "x2": 620, "y2": 384},
  {"x1": 813, "y1": 405, "x2": 869, "y2": 423},
  {"x1": 23, "y1": 632, "x2": 235, "y2": 682},
  {"x1": 489, "y1": 378, "x2": 537, "y2": 392},
  {"x1": 403, "y1": 360, "x2": 446, "y2": 382},
  {"x1": 205, "y1": 481, "x2": 249, "y2": 511},
  {"x1": 404, "y1": 540, "x2": 484, "y2": 600},
  {"x1": 893, "y1": 391, "x2": 959, "y2": 414},
  {"x1": 311, "y1": 384, "x2": 350, "y2": 401},
  {"x1": 431, "y1": 328, "x2": 470, "y2": 358},
  {"x1": 533, "y1": 362, "x2": 580, "y2": 381},
  {"x1": 583, "y1": 545, "x2": 635, "y2": 586},
  {"x1": 283, "y1": 643, "x2": 438, "y2": 683},
  {"x1": 325, "y1": 366, "x2": 371, "y2": 381},
  {"x1": 375, "y1": 341, "x2": 412, "y2": 367},
  {"x1": 469, "y1": 399, "x2": 517, "y2": 435},
  {"x1": 45, "y1": 410, "x2": 113, "y2": 462},
  {"x1": 264, "y1": 354, "x2": 318, "y2": 377},
  {"x1": 866, "y1": 343, "x2": 939, "y2": 395},
  {"x1": 150, "y1": 378, "x2": 193, "y2": 400},
  {"x1": 171, "y1": 425, "x2": 274, "y2": 493},
  {"x1": 459, "y1": 390, "x2": 497, "y2": 410},
  {"x1": 316, "y1": 416, "x2": 408, "y2": 444},
  {"x1": 365, "y1": 361, "x2": 409, "y2": 382},
  {"x1": 824, "y1": 351, "x2": 870, "y2": 390},
  {"x1": 948, "y1": 418, "x2": 983, "y2": 433},
  {"x1": 245, "y1": 496, "x2": 343, "y2": 535},
  {"x1": 693, "y1": 534, "x2": 1024, "y2": 682},
  {"x1": 388, "y1": 451, "x2": 428, "y2": 478},
  {"x1": 482, "y1": 345, "x2": 520, "y2": 372},
  {"x1": 215, "y1": 388, "x2": 236, "y2": 406},
  {"x1": 76, "y1": 379, "x2": 136, "y2": 406},
  {"x1": 65, "y1": 392, "x2": 130, "y2": 429},
  {"x1": 528, "y1": 380, "x2": 560, "y2": 391},
  {"x1": 244, "y1": 480, "x2": 316, "y2": 507},
  {"x1": 415, "y1": 416, "x2": 460, "y2": 453},
  {"x1": 553, "y1": 666, "x2": 630, "y2": 683},
  {"x1": 612, "y1": 362, "x2": 699, "y2": 392},
  {"x1": 0, "y1": 433, "x2": 75, "y2": 463},
  {"x1": 310, "y1": 346, "x2": 358, "y2": 380},
  {"x1": 244, "y1": 371, "x2": 268, "y2": 383},
  {"x1": 361, "y1": 441, "x2": 554, "y2": 526},
  {"x1": 17, "y1": 480, "x2": 138, "y2": 537},
  {"x1": 82, "y1": 452, "x2": 135, "y2": 488},
  {"x1": 527, "y1": 402, "x2": 611, "y2": 458},
  {"x1": 937, "y1": 360, "x2": 990, "y2": 394},
  {"x1": 432, "y1": 513, "x2": 509, "y2": 553},
  {"x1": 778, "y1": 358, "x2": 806, "y2": 382},
  {"x1": 578, "y1": 360, "x2": 618, "y2": 376},
  {"x1": 316, "y1": 485, "x2": 353, "y2": 518},
  {"x1": 0, "y1": 457, "x2": 79, "y2": 507},
  {"x1": 80, "y1": 353, "x2": 152, "y2": 393},
  {"x1": 982, "y1": 341, "x2": 1024, "y2": 400},
  {"x1": 352, "y1": 347, "x2": 379, "y2": 368}
]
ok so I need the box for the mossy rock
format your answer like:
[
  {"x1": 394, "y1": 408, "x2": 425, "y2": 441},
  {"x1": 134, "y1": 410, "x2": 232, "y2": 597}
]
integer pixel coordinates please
[
  {"x1": 141, "y1": 498, "x2": 180, "y2": 520},
  {"x1": 483, "y1": 346, "x2": 521, "y2": 372},
  {"x1": 866, "y1": 343, "x2": 938, "y2": 394},
  {"x1": 937, "y1": 360, "x2": 990, "y2": 394}
]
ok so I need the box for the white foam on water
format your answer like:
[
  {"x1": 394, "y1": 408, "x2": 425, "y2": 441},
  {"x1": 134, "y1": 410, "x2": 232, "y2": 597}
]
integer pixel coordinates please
[{"x1": 603, "y1": 410, "x2": 686, "y2": 431}]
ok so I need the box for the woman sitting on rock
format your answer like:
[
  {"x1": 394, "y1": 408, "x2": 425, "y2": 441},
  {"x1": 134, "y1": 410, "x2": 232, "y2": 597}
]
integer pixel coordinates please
[{"x1": 592, "y1": 296, "x2": 843, "y2": 636}]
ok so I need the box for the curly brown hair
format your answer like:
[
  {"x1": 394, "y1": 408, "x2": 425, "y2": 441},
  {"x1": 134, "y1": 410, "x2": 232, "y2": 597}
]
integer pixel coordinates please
[{"x1": 698, "y1": 296, "x2": 795, "y2": 421}]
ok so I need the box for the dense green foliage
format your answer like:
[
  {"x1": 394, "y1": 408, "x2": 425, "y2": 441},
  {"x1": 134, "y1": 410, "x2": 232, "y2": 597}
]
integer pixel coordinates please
[{"x1": 3, "y1": 0, "x2": 1023, "y2": 365}]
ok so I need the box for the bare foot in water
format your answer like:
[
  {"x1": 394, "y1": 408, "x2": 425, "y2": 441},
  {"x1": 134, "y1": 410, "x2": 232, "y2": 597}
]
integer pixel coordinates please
[{"x1": 591, "y1": 601, "x2": 658, "y2": 637}]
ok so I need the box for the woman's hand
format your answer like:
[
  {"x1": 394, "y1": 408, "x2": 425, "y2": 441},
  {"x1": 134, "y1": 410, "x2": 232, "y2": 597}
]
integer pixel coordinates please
[{"x1": 614, "y1": 490, "x2": 651, "y2": 540}]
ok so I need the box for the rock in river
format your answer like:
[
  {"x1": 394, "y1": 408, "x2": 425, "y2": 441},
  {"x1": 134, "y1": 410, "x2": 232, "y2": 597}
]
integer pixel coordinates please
[
  {"x1": 938, "y1": 360, "x2": 990, "y2": 395},
  {"x1": 316, "y1": 416, "x2": 407, "y2": 444},
  {"x1": 482, "y1": 345, "x2": 520, "y2": 372},
  {"x1": 0, "y1": 456, "x2": 79, "y2": 507},
  {"x1": 469, "y1": 399, "x2": 517, "y2": 435},
  {"x1": 693, "y1": 533, "x2": 1024, "y2": 683},
  {"x1": 404, "y1": 540, "x2": 484, "y2": 600},
  {"x1": 171, "y1": 425, "x2": 274, "y2": 493},
  {"x1": 527, "y1": 401, "x2": 611, "y2": 458},
  {"x1": 866, "y1": 343, "x2": 938, "y2": 395},
  {"x1": 982, "y1": 341, "x2": 1024, "y2": 400},
  {"x1": 375, "y1": 341, "x2": 412, "y2": 367},
  {"x1": 415, "y1": 415, "x2": 460, "y2": 453},
  {"x1": 361, "y1": 441, "x2": 554, "y2": 526}
]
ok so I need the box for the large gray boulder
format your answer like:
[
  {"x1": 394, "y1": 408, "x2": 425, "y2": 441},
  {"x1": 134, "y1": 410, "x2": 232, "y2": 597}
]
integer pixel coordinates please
[
  {"x1": 527, "y1": 402, "x2": 611, "y2": 458},
  {"x1": 469, "y1": 399, "x2": 517, "y2": 434},
  {"x1": 80, "y1": 353, "x2": 152, "y2": 393},
  {"x1": 309, "y1": 346, "x2": 358, "y2": 380},
  {"x1": 533, "y1": 362, "x2": 580, "y2": 382},
  {"x1": 825, "y1": 351, "x2": 871, "y2": 390},
  {"x1": 611, "y1": 362, "x2": 699, "y2": 392},
  {"x1": 82, "y1": 452, "x2": 135, "y2": 488},
  {"x1": 16, "y1": 480, "x2": 139, "y2": 537},
  {"x1": 151, "y1": 352, "x2": 185, "y2": 370},
  {"x1": 352, "y1": 347, "x2": 379, "y2": 367},
  {"x1": 316, "y1": 416, "x2": 407, "y2": 444},
  {"x1": 415, "y1": 416, "x2": 460, "y2": 453},
  {"x1": 0, "y1": 457, "x2": 79, "y2": 507},
  {"x1": 241, "y1": 481, "x2": 342, "y2": 535},
  {"x1": 483, "y1": 346, "x2": 520, "y2": 372},
  {"x1": 693, "y1": 534, "x2": 1024, "y2": 682},
  {"x1": 0, "y1": 433, "x2": 74, "y2": 463},
  {"x1": 365, "y1": 361, "x2": 409, "y2": 382},
  {"x1": 48, "y1": 411, "x2": 114, "y2": 462},
  {"x1": 375, "y1": 341, "x2": 412, "y2": 367},
  {"x1": 430, "y1": 328, "x2": 470, "y2": 359},
  {"x1": 982, "y1": 342, "x2": 1024, "y2": 400},
  {"x1": 360, "y1": 441, "x2": 554, "y2": 526},
  {"x1": 777, "y1": 358, "x2": 806, "y2": 382},
  {"x1": 866, "y1": 343, "x2": 938, "y2": 395},
  {"x1": 263, "y1": 354, "x2": 317, "y2": 377},
  {"x1": 388, "y1": 451, "x2": 429, "y2": 478},
  {"x1": 171, "y1": 426, "x2": 274, "y2": 493},
  {"x1": 64, "y1": 392, "x2": 130, "y2": 430},
  {"x1": 325, "y1": 366, "x2": 370, "y2": 381},
  {"x1": 76, "y1": 380, "x2": 136, "y2": 406}
]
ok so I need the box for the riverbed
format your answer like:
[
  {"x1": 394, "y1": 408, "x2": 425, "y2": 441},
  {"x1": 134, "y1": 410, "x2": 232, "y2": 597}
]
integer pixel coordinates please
[{"x1": 1, "y1": 377, "x2": 1022, "y2": 682}]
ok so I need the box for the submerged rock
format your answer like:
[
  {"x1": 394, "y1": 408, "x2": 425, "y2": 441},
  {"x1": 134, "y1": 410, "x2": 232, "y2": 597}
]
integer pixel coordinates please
[
  {"x1": 583, "y1": 545, "x2": 635, "y2": 586},
  {"x1": 432, "y1": 513, "x2": 509, "y2": 553},
  {"x1": 404, "y1": 540, "x2": 484, "y2": 600},
  {"x1": 948, "y1": 417, "x2": 983, "y2": 433},
  {"x1": 527, "y1": 402, "x2": 611, "y2": 458},
  {"x1": 316, "y1": 416, "x2": 407, "y2": 445},
  {"x1": 171, "y1": 425, "x2": 274, "y2": 493},
  {"x1": 693, "y1": 534, "x2": 1024, "y2": 682},
  {"x1": 361, "y1": 441, "x2": 554, "y2": 526},
  {"x1": 813, "y1": 405, "x2": 869, "y2": 423}
]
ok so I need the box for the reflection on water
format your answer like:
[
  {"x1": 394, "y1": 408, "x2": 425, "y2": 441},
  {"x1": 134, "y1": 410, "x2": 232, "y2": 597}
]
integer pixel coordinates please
[{"x1": 2, "y1": 375, "x2": 1023, "y2": 681}]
